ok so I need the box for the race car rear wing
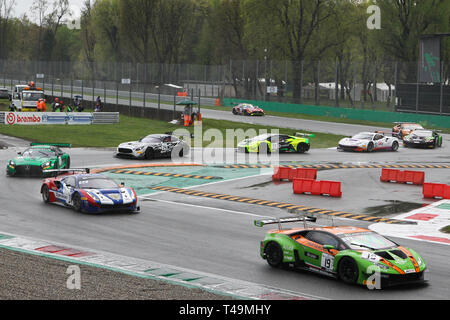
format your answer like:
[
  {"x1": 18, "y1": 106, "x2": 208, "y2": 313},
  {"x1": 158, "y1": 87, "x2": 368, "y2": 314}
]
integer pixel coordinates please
[
  {"x1": 254, "y1": 216, "x2": 317, "y2": 230},
  {"x1": 43, "y1": 168, "x2": 90, "y2": 177},
  {"x1": 30, "y1": 143, "x2": 72, "y2": 148},
  {"x1": 295, "y1": 133, "x2": 315, "y2": 138}
]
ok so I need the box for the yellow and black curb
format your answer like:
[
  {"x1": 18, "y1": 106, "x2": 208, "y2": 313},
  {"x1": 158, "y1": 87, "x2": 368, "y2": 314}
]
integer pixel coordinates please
[
  {"x1": 218, "y1": 163, "x2": 450, "y2": 170},
  {"x1": 109, "y1": 169, "x2": 222, "y2": 180},
  {"x1": 151, "y1": 186, "x2": 415, "y2": 225}
]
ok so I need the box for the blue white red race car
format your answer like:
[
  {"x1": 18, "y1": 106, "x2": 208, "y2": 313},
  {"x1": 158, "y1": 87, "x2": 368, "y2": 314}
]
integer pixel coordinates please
[{"x1": 40, "y1": 169, "x2": 140, "y2": 214}]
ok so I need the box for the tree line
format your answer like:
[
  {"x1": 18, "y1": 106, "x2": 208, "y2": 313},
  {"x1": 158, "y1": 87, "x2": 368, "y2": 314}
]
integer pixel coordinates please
[{"x1": 0, "y1": 0, "x2": 449, "y2": 101}]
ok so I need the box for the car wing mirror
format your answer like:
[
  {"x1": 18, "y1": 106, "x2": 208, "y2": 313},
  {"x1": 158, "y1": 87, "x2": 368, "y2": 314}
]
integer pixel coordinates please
[
  {"x1": 17, "y1": 151, "x2": 22, "y2": 155},
  {"x1": 54, "y1": 181, "x2": 62, "y2": 188},
  {"x1": 323, "y1": 245, "x2": 335, "y2": 251}
]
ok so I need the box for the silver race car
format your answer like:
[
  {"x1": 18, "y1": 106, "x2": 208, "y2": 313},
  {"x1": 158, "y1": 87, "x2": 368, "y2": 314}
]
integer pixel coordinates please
[
  {"x1": 338, "y1": 132, "x2": 400, "y2": 152},
  {"x1": 115, "y1": 134, "x2": 189, "y2": 159}
]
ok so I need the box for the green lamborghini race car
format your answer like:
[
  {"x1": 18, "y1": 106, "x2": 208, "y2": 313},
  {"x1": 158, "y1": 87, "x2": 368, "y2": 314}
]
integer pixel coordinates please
[
  {"x1": 237, "y1": 133, "x2": 313, "y2": 154},
  {"x1": 403, "y1": 129, "x2": 443, "y2": 149},
  {"x1": 6, "y1": 143, "x2": 71, "y2": 177},
  {"x1": 256, "y1": 216, "x2": 427, "y2": 288}
]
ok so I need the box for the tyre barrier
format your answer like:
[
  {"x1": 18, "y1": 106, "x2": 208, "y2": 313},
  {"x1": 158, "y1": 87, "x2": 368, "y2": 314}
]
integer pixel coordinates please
[
  {"x1": 380, "y1": 169, "x2": 425, "y2": 185},
  {"x1": 293, "y1": 179, "x2": 342, "y2": 197},
  {"x1": 272, "y1": 166, "x2": 317, "y2": 182},
  {"x1": 423, "y1": 183, "x2": 450, "y2": 199}
]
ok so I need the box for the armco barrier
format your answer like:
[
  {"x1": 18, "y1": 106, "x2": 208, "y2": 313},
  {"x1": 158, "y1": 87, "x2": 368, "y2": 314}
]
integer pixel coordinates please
[
  {"x1": 380, "y1": 169, "x2": 425, "y2": 185},
  {"x1": 293, "y1": 178, "x2": 342, "y2": 197},
  {"x1": 272, "y1": 167, "x2": 317, "y2": 182},
  {"x1": 423, "y1": 183, "x2": 450, "y2": 199}
]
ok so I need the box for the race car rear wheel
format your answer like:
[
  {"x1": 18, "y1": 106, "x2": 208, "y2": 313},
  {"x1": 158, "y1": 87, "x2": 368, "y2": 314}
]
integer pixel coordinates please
[
  {"x1": 66, "y1": 157, "x2": 71, "y2": 169},
  {"x1": 296, "y1": 143, "x2": 309, "y2": 154},
  {"x1": 264, "y1": 242, "x2": 283, "y2": 268},
  {"x1": 72, "y1": 193, "x2": 82, "y2": 212},
  {"x1": 41, "y1": 185, "x2": 50, "y2": 203},
  {"x1": 391, "y1": 141, "x2": 399, "y2": 151},
  {"x1": 232, "y1": 109, "x2": 238, "y2": 115},
  {"x1": 338, "y1": 257, "x2": 359, "y2": 284}
]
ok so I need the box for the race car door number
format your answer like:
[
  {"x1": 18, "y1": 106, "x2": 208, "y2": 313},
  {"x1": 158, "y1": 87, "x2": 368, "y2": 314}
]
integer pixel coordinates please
[{"x1": 321, "y1": 253, "x2": 334, "y2": 271}]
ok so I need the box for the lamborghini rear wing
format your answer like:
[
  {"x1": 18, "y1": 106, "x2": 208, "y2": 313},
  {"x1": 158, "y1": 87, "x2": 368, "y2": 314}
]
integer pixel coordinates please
[
  {"x1": 30, "y1": 143, "x2": 72, "y2": 148},
  {"x1": 254, "y1": 216, "x2": 317, "y2": 228},
  {"x1": 295, "y1": 132, "x2": 315, "y2": 138}
]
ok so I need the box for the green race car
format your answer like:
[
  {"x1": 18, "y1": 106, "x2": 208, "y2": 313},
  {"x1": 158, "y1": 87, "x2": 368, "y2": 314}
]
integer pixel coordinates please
[
  {"x1": 6, "y1": 143, "x2": 71, "y2": 177},
  {"x1": 403, "y1": 129, "x2": 443, "y2": 148},
  {"x1": 256, "y1": 216, "x2": 427, "y2": 288},
  {"x1": 238, "y1": 133, "x2": 313, "y2": 154}
]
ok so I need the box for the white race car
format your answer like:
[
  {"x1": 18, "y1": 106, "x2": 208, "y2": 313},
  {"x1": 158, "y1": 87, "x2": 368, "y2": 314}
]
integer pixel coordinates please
[
  {"x1": 115, "y1": 134, "x2": 189, "y2": 159},
  {"x1": 337, "y1": 132, "x2": 400, "y2": 152}
]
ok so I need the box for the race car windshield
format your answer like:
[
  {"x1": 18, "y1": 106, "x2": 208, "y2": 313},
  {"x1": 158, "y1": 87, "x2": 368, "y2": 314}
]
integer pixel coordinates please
[
  {"x1": 412, "y1": 130, "x2": 432, "y2": 136},
  {"x1": 352, "y1": 133, "x2": 374, "y2": 140},
  {"x1": 140, "y1": 136, "x2": 162, "y2": 143},
  {"x1": 22, "y1": 149, "x2": 54, "y2": 158},
  {"x1": 404, "y1": 124, "x2": 423, "y2": 130},
  {"x1": 340, "y1": 232, "x2": 397, "y2": 250},
  {"x1": 249, "y1": 134, "x2": 271, "y2": 142},
  {"x1": 78, "y1": 178, "x2": 119, "y2": 189}
]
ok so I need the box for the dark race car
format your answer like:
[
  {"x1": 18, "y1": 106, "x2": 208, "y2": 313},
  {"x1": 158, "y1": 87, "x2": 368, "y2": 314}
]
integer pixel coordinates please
[
  {"x1": 232, "y1": 103, "x2": 265, "y2": 116},
  {"x1": 115, "y1": 134, "x2": 189, "y2": 159},
  {"x1": 41, "y1": 170, "x2": 140, "y2": 214},
  {"x1": 392, "y1": 122, "x2": 424, "y2": 139},
  {"x1": 403, "y1": 130, "x2": 443, "y2": 149}
]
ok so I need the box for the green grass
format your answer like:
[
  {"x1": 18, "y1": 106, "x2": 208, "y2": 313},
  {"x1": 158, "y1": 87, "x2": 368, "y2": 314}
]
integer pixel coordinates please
[
  {"x1": 440, "y1": 226, "x2": 450, "y2": 234},
  {"x1": 0, "y1": 99, "x2": 343, "y2": 148}
]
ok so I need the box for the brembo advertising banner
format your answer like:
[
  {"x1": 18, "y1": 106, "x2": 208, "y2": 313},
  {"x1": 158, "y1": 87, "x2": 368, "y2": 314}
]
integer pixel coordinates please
[{"x1": 3, "y1": 112, "x2": 93, "y2": 125}]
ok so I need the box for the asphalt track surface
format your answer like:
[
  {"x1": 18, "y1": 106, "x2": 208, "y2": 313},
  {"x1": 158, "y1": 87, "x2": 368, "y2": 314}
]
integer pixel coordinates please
[{"x1": 1, "y1": 131, "x2": 449, "y2": 299}]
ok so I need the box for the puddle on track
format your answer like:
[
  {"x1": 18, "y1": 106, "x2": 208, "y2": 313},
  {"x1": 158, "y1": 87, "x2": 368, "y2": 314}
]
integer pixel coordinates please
[{"x1": 363, "y1": 200, "x2": 427, "y2": 216}]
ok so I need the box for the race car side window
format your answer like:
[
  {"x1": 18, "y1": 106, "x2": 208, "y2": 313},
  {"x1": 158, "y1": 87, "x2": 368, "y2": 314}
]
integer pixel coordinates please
[{"x1": 305, "y1": 231, "x2": 340, "y2": 248}]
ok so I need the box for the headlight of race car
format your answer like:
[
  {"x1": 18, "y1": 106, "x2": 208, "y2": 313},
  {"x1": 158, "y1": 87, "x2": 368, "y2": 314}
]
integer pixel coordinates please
[
  {"x1": 135, "y1": 146, "x2": 144, "y2": 151},
  {"x1": 9, "y1": 160, "x2": 15, "y2": 167},
  {"x1": 41, "y1": 161, "x2": 51, "y2": 168}
]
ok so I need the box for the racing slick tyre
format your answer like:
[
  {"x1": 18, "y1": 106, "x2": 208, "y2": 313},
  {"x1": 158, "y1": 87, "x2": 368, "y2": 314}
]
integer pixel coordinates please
[
  {"x1": 258, "y1": 143, "x2": 271, "y2": 154},
  {"x1": 438, "y1": 138, "x2": 442, "y2": 147},
  {"x1": 391, "y1": 141, "x2": 399, "y2": 152},
  {"x1": 264, "y1": 242, "x2": 283, "y2": 268},
  {"x1": 72, "y1": 193, "x2": 82, "y2": 212},
  {"x1": 41, "y1": 185, "x2": 50, "y2": 203},
  {"x1": 338, "y1": 257, "x2": 359, "y2": 284},
  {"x1": 367, "y1": 142, "x2": 374, "y2": 153},
  {"x1": 145, "y1": 147, "x2": 154, "y2": 160},
  {"x1": 232, "y1": 109, "x2": 238, "y2": 115},
  {"x1": 296, "y1": 143, "x2": 309, "y2": 154},
  {"x1": 66, "y1": 157, "x2": 71, "y2": 169}
]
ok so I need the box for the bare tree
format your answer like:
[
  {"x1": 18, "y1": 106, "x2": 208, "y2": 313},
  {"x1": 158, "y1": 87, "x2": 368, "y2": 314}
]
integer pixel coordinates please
[
  {"x1": 32, "y1": 0, "x2": 49, "y2": 60},
  {"x1": 0, "y1": 0, "x2": 16, "y2": 59}
]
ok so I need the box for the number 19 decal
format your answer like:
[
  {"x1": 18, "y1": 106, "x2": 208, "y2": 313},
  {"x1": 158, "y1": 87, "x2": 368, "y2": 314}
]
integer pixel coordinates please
[{"x1": 321, "y1": 253, "x2": 334, "y2": 271}]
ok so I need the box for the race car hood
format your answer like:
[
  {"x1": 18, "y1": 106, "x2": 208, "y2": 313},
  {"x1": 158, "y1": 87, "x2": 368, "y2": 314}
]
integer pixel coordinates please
[
  {"x1": 84, "y1": 188, "x2": 136, "y2": 205},
  {"x1": 339, "y1": 138, "x2": 370, "y2": 146},
  {"x1": 10, "y1": 156, "x2": 52, "y2": 166},
  {"x1": 118, "y1": 141, "x2": 149, "y2": 149},
  {"x1": 359, "y1": 247, "x2": 425, "y2": 274}
]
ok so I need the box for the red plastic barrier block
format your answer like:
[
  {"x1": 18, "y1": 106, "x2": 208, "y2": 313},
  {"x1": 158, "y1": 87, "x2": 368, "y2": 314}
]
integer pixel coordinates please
[
  {"x1": 272, "y1": 166, "x2": 291, "y2": 181},
  {"x1": 423, "y1": 183, "x2": 448, "y2": 199},
  {"x1": 293, "y1": 179, "x2": 342, "y2": 197},
  {"x1": 380, "y1": 168, "x2": 425, "y2": 185},
  {"x1": 273, "y1": 167, "x2": 317, "y2": 182}
]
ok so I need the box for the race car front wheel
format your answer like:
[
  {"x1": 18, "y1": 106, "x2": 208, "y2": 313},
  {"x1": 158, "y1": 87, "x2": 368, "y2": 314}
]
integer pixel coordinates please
[
  {"x1": 145, "y1": 148, "x2": 154, "y2": 160},
  {"x1": 264, "y1": 242, "x2": 283, "y2": 268},
  {"x1": 41, "y1": 185, "x2": 50, "y2": 203},
  {"x1": 72, "y1": 193, "x2": 82, "y2": 212},
  {"x1": 338, "y1": 257, "x2": 359, "y2": 284},
  {"x1": 367, "y1": 142, "x2": 374, "y2": 153},
  {"x1": 391, "y1": 141, "x2": 399, "y2": 151}
]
